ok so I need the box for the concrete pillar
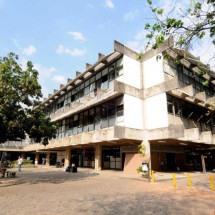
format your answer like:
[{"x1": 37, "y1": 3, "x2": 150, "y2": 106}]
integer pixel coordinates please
[
  {"x1": 142, "y1": 140, "x2": 151, "y2": 181},
  {"x1": 64, "y1": 148, "x2": 71, "y2": 167},
  {"x1": 46, "y1": 152, "x2": 50, "y2": 166},
  {"x1": 201, "y1": 155, "x2": 206, "y2": 174},
  {"x1": 35, "y1": 152, "x2": 39, "y2": 167},
  {"x1": 95, "y1": 144, "x2": 102, "y2": 171}
]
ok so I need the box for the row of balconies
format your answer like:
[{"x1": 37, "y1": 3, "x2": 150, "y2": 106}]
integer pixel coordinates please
[
  {"x1": 169, "y1": 114, "x2": 215, "y2": 144},
  {"x1": 23, "y1": 126, "x2": 143, "y2": 151},
  {"x1": 47, "y1": 80, "x2": 142, "y2": 122},
  {"x1": 49, "y1": 88, "x2": 117, "y2": 121},
  {"x1": 147, "y1": 114, "x2": 215, "y2": 145}
]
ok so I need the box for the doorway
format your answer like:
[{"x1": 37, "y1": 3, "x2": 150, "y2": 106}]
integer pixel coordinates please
[{"x1": 166, "y1": 153, "x2": 176, "y2": 171}]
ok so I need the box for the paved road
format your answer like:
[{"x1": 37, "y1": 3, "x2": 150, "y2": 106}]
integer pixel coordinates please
[{"x1": 0, "y1": 168, "x2": 214, "y2": 215}]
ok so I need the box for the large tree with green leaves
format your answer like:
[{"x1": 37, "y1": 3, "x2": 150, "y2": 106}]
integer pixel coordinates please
[
  {"x1": 141, "y1": 0, "x2": 215, "y2": 107},
  {"x1": 0, "y1": 53, "x2": 56, "y2": 145},
  {"x1": 144, "y1": 0, "x2": 214, "y2": 62}
]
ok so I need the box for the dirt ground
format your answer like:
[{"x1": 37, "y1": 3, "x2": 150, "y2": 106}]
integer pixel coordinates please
[{"x1": 0, "y1": 167, "x2": 214, "y2": 215}]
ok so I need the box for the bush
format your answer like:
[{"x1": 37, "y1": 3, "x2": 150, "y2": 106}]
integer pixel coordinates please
[
  {"x1": 137, "y1": 166, "x2": 143, "y2": 173},
  {"x1": 12, "y1": 159, "x2": 34, "y2": 168},
  {"x1": 0, "y1": 160, "x2": 14, "y2": 168}
]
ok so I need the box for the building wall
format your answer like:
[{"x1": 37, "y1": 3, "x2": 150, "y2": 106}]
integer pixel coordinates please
[
  {"x1": 144, "y1": 93, "x2": 169, "y2": 129},
  {"x1": 143, "y1": 56, "x2": 164, "y2": 89},
  {"x1": 123, "y1": 153, "x2": 142, "y2": 175},
  {"x1": 117, "y1": 55, "x2": 141, "y2": 89},
  {"x1": 124, "y1": 94, "x2": 143, "y2": 129}
]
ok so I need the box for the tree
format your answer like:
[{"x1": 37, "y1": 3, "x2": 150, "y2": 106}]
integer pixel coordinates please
[
  {"x1": 144, "y1": 0, "x2": 214, "y2": 60},
  {"x1": 0, "y1": 53, "x2": 56, "y2": 145}
]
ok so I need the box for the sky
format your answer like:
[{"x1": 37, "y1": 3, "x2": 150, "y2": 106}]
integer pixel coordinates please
[{"x1": 0, "y1": 0, "x2": 214, "y2": 97}]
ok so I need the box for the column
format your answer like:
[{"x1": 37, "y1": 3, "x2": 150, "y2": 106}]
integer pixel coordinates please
[
  {"x1": 35, "y1": 152, "x2": 39, "y2": 167},
  {"x1": 64, "y1": 148, "x2": 71, "y2": 167},
  {"x1": 95, "y1": 144, "x2": 102, "y2": 171},
  {"x1": 46, "y1": 152, "x2": 50, "y2": 166},
  {"x1": 142, "y1": 140, "x2": 151, "y2": 181}
]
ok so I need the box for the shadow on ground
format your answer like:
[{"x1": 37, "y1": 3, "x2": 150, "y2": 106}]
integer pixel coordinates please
[
  {"x1": 79, "y1": 191, "x2": 215, "y2": 215},
  {"x1": 0, "y1": 169, "x2": 99, "y2": 187}
]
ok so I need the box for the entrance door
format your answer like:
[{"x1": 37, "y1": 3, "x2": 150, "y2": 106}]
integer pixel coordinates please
[
  {"x1": 102, "y1": 147, "x2": 121, "y2": 170},
  {"x1": 50, "y1": 153, "x2": 57, "y2": 165},
  {"x1": 166, "y1": 153, "x2": 176, "y2": 171}
]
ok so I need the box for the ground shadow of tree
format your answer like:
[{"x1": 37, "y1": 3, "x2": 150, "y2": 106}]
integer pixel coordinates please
[
  {"x1": 76, "y1": 191, "x2": 215, "y2": 215},
  {"x1": 0, "y1": 169, "x2": 99, "y2": 187}
]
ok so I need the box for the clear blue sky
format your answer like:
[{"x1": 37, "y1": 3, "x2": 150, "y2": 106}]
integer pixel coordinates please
[
  {"x1": 0, "y1": 0, "x2": 213, "y2": 97},
  {"x1": 0, "y1": 0, "x2": 152, "y2": 97}
]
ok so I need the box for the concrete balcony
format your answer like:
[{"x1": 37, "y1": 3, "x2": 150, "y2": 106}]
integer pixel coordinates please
[
  {"x1": 179, "y1": 128, "x2": 200, "y2": 141},
  {"x1": 49, "y1": 88, "x2": 121, "y2": 122},
  {"x1": 23, "y1": 126, "x2": 143, "y2": 151},
  {"x1": 170, "y1": 84, "x2": 194, "y2": 98},
  {"x1": 199, "y1": 131, "x2": 213, "y2": 144},
  {"x1": 168, "y1": 114, "x2": 215, "y2": 145},
  {"x1": 147, "y1": 124, "x2": 185, "y2": 140},
  {"x1": 0, "y1": 141, "x2": 29, "y2": 152},
  {"x1": 113, "y1": 80, "x2": 142, "y2": 99}
]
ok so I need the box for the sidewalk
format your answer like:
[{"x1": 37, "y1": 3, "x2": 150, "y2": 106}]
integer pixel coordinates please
[{"x1": 0, "y1": 167, "x2": 214, "y2": 215}]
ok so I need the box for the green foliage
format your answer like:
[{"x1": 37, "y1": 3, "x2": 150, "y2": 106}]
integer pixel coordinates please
[
  {"x1": 138, "y1": 144, "x2": 146, "y2": 157},
  {"x1": 137, "y1": 166, "x2": 143, "y2": 173},
  {"x1": 201, "y1": 80, "x2": 209, "y2": 86},
  {"x1": 12, "y1": 159, "x2": 35, "y2": 168},
  {"x1": 22, "y1": 159, "x2": 33, "y2": 165},
  {"x1": 6, "y1": 160, "x2": 14, "y2": 168},
  {"x1": 195, "y1": 69, "x2": 207, "y2": 76},
  {"x1": 0, "y1": 53, "x2": 57, "y2": 145},
  {"x1": 144, "y1": 0, "x2": 215, "y2": 50},
  {"x1": 136, "y1": 53, "x2": 144, "y2": 61}
]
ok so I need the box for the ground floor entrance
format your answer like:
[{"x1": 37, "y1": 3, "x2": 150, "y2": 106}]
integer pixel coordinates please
[
  {"x1": 151, "y1": 143, "x2": 215, "y2": 172},
  {"x1": 102, "y1": 147, "x2": 121, "y2": 170},
  {"x1": 71, "y1": 148, "x2": 95, "y2": 168}
]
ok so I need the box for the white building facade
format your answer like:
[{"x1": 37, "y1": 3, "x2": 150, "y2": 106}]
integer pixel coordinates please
[{"x1": 1, "y1": 38, "x2": 215, "y2": 174}]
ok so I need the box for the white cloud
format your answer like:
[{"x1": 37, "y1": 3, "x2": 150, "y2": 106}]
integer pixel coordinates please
[
  {"x1": 22, "y1": 45, "x2": 37, "y2": 56},
  {"x1": 191, "y1": 35, "x2": 215, "y2": 70},
  {"x1": 34, "y1": 63, "x2": 57, "y2": 97},
  {"x1": 126, "y1": 41, "x2": 146, "y2": 52},
  {"x1": 104, "y1": 0, "x2": 114, "y2": 9},
  {"x1": 34, "y1": 64, "x2": 56, "y2": 83},
  {"x1": 56, "y1": 45, "x2": 86, "y2": 56},
  {"x1": 68, "y1": 31, "x2": 86, "y2": 41},
  {"x1": 123, "y1": 10, "x2": 139, "y2": 22},
  {"x1": 12, "y1": 38, "x2": 22, "y2": 49},
  {"x1": 134, "y1": 29, "x2": 148, "y2": 41},
  {"x1": 52, "y1": 75, "x2": 67, "y2": 84},
  {"x1": 124, "y1": 28, "x2": 148, "y2": 53}
]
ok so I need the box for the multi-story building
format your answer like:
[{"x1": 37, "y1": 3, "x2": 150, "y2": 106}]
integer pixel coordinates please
[{"x1": 1, "y1": 38, "x2": 215, "y2": 174}]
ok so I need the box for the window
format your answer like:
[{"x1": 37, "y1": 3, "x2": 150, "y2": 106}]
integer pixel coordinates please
[
  {"x1": 78, "y1": 113, "x2": 83, "y2": 134},
  {"x1": 84, "y1": 85, "x2": 90, "y2": 95},
  {"x1": 101, "y1": 74, "x2": 108, "y2": 90},
  {"x1": 54, "y1": 96, "x2": 124, "y2": 139},
  {"x1": 88, "y1": 108, "x2": 95, "y2": 131},
  {"x1": 73, "y1": 114, "x2": 78, "y2": 135},
  {"x1": 116, "y1": 105, "x2": 123, "y2": 117},
  {"x1": 96, "y1": 79, "x2": 102, "y2": 89},
  {"x1": 101, "y1": 103, "x2": 108, "y2": 128},
  {"x1": 83, "y1": 111, "x2": 88, "y2": 132},
  {"x1": 95, "y1": 107, "x2": 101, "y2": 130}
]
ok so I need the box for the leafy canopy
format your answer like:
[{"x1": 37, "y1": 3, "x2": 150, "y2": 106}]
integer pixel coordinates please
[
  {"x1": 145, "y1": 0, "x2": 215, "y2": 52},
  {"x1": 0, "y1": 53, "x2": 56, "y2": 145}
]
